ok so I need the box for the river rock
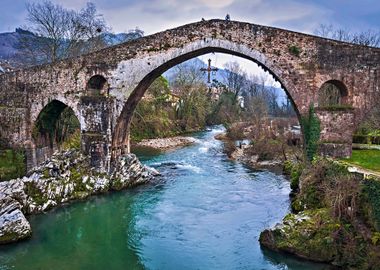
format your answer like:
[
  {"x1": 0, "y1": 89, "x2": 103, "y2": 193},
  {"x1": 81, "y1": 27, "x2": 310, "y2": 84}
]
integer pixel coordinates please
[
  {"x1": 259, "y1": 209, "x2": 338, "y2": 263},
  {"x1": 0, "y1": 197, "x2": 31, "y2": 244},
  {"x1": 110, "y1": 154, "x2": 158, "y2": 190}
]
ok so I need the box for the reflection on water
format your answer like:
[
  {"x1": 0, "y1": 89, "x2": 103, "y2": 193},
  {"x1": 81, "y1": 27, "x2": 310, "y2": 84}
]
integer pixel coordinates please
[{"x1": 0, "y1": 126, "x2": 333, "y2": 270}]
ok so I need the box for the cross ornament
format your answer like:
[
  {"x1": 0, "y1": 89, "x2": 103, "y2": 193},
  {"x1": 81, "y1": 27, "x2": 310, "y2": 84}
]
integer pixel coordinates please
[{"x1": 200, "y1": 59, "x2": 218, "y2": 83}]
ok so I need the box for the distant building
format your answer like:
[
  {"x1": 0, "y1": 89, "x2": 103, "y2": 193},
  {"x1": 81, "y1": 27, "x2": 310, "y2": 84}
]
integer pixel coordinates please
[
  {"x1": 237, "y1": 95, "x2": 244, "y2": 108},
  {"x1": 167, "y1": 92, "x2": 180, "y2": 107},
  {"x1": 141, "y1": 87, "x2": 180, "y2": 108},
  {"x1": 208, "y1": 86, "x2": 224, "y2": 101}
]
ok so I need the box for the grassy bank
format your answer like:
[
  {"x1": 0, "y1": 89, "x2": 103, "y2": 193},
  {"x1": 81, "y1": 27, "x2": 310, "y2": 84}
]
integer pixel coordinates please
[{"x1": 343, "y1": 149, "x2": 380, "y2": 172}]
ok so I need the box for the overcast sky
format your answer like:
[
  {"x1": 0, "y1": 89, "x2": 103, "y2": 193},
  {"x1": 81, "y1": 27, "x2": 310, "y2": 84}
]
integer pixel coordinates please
[{"x1": 1, "y1": 0, "x2": 379, "y2": 35}]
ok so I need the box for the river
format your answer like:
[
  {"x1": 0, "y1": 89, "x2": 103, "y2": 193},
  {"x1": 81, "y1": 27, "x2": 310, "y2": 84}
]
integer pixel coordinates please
[{"x1": 0, "y1": 127, "x2": 332, "y2": 270}]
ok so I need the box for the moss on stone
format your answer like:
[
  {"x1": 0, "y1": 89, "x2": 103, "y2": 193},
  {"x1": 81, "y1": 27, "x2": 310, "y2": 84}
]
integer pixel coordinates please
[
  {"x1": 24, "y1": 181, "x2": 47, "y2": 205},
  {"x1": 73, "y1": 191, "x2": 90, "y2": 200},
  {"x1": 70, "y1": 167, "x2": 87, "y2": 192},
  {"x1": 260, "y1": 209, "x2": 339, "y2": 263},
  {"x1": 111, "y1": 177, "x2": 123, "y2": 191},
  {"x1": 42, "y1": 169, "x2": 50, "y2": 179},
  {"x1": 0, "y1": 230, "x2": 31, "y2": 244},
  {"x1": 288, "y1": 45, "x2": 301, "y2": 57}
]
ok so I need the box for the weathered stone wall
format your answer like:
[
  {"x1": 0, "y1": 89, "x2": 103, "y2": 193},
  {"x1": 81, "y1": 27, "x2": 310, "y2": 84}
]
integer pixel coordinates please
[
  {"x1": 317, "y1": 109, "x2": 356, "y2": 158},
  {"x1": 317, "y1": 109, "x2": 356, "y2": 143},
  {"x1": 0, "y1": 107, "x2": 28, "y2": 148},
  {"x1": 80, "y1": 96, "x2": 114, "y2": 171},
  {"x1": 0, "y1": 19, "x2": 379, "y2": 169}
]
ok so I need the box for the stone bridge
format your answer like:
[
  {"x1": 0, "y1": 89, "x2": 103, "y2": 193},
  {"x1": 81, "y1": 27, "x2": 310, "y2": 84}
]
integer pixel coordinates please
[{"x1": 0, "y1": 19, "x2": 379, "y2": 173}]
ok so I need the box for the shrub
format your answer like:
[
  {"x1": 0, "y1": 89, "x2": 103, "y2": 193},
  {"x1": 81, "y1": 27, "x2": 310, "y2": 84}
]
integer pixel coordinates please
[
  {"x1": 61, "y1": 130, "x2": 81, "y2": 150},
  {"x1": 322, "y1": 173, "x2": 361, "y2": 222},
  {"x1": 290, "y1": 163, "x2": 304, "y2": 191},
  {"x1": 247, "y1": 138, "x2": 283, "y2": 161},
  {"x1": 0, "y1": 149, "x2": 26, "y2": 181},
  {"x1": 297, "y1": 160, "x2": 353, "y2": 211},
  {"x1": 288, "y1": 45, "x2": 301, "y2": 57},
  {"x1": 362, "y1": 178, "x2": 380, "y2": 231}
]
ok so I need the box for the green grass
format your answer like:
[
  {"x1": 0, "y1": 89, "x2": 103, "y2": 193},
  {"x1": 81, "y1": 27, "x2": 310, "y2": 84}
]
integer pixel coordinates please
[
  {"x1": 343, "y1": 149, "x2": 380, "y2": 172},
  {"x1": 0, "y1": 149, "x2": 26, "y2": 181}
]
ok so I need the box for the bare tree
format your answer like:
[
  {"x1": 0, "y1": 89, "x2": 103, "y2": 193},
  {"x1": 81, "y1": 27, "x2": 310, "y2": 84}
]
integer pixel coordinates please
[
  {"x1": 66, "y1": 2, "x2": 110, "y2": 57},
  {"x1": 314, "y1": 24, "x2": 380, "y2": 47},
  {"x1": 23, "y1": 1, "x2": 109, "y2": 63},
  {"x1": 171, "y1": 59, "x2": 205, "y2": 92},
  {"x1": 247, "y1": 74, "x2": 265, "y2": 97},
  {"x1": 223, "y1": 61, "x2": 247, "y2": 102}
]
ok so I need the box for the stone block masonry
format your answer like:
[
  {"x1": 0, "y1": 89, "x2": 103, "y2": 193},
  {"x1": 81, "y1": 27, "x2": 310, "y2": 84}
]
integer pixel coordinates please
[{"x1": 0, "y1": 19, "x2": 379, "y2": 171}]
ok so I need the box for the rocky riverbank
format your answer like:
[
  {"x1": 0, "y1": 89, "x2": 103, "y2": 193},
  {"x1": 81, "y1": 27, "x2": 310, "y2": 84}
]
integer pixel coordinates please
[
  {"x1": 0, "y1": 150, "x2": 158, "y2": 244},
  {"x1": 134, "y1": 136, "x2": 196, "y2": 150},
  {"x1": 259, "y1": 159, "x2": 380, "y2": 269}
]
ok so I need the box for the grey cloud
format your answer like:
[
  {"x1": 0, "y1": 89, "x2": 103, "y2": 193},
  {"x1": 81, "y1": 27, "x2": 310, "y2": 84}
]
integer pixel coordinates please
[{"x1": 0, "y1": 0, "x2": 378, "y2": 35}]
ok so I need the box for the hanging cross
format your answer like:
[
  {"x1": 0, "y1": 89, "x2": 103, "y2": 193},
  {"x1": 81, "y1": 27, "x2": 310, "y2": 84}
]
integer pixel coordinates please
[{"x1": 200, "y1": 59, "x2": 218, "y2": 83}]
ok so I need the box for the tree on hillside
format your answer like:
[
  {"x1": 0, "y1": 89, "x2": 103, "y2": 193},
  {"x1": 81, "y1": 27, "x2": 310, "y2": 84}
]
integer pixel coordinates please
[
  {"x1": 314, "y1": 24, "x2": 380, "y2": 47},
  {"x1": 22, "y1": 1, "x2": 110, "y2": 63}
]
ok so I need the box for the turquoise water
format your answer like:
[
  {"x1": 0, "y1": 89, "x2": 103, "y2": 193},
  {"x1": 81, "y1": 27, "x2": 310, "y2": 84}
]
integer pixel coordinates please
[{"x1": 0, "y1": 127, "x2": 333, "y2": 270}]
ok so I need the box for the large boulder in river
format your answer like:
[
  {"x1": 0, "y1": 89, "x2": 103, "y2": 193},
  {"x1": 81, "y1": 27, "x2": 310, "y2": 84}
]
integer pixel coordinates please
[
  {"x1": 259, "y1": 209, "x2": 338, "y2": 263},
  {"x1": 0, "y1": 197, "x2": 31, "y2": 244},
  {"x1": 111, "y1": 154, "x2": 159, "y2": 190}
]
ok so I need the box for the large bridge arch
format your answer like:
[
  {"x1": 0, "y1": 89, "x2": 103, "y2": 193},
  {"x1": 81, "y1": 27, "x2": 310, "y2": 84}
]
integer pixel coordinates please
[{"x1": 111, "y1": 39, "x2": 305, "y2": 155}]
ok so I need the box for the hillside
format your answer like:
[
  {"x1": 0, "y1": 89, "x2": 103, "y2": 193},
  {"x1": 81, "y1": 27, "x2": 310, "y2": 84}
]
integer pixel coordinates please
[{"x1": 0, "y1": 28, "x2": 143, "y2": 71}]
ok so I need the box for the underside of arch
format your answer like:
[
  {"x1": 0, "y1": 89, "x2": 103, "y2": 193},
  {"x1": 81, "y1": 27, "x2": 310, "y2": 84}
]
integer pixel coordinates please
[{"x1": 112, "y1": 44, "x2": 302, "y2": 155}]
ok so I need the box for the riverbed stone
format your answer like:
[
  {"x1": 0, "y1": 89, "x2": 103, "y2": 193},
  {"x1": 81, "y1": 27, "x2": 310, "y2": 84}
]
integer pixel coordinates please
[
  {"x1": 0, "y1": 197, "x2": 31, "y2": 244},
  {"x1": 135, "y1": 136, "x2": 196, "y2": 150}
]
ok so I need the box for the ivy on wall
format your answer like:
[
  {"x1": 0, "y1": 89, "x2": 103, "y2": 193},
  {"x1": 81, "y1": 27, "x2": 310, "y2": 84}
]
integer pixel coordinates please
[{"x1": 301, "y1": 105, "x2": 321, "y2": 161}]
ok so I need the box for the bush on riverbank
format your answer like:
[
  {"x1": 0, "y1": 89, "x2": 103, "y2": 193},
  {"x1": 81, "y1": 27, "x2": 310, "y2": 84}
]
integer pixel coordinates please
[
  {"x1": 0, "y1": 149, "x2": 26, "y2": 181},
  {"x1": 223, "y1": 119, "x2": 302, "y2": 165},
  {"x1": 247, "y1": 138, "x2": 286, "y2": 161},
  {"x1": 261, "y1": 158, "x2": 380, "y2": 269}
]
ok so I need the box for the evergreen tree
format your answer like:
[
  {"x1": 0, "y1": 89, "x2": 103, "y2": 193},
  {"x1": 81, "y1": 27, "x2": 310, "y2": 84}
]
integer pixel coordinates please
[{"x1": 302, "y1": 105, "x2": 321, "y2": 161}]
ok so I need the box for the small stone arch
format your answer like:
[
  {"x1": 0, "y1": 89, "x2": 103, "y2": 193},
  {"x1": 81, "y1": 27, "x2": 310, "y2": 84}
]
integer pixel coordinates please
[
  {"x1": 318, "y1": 80, "x2": 348, "y2": 107},
  {"x1": 31, "y1": 99, "x2": 81, "y2": 167},
  {"x1": 87, "y1": 75, "x2": 108, "y2": 96}
]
